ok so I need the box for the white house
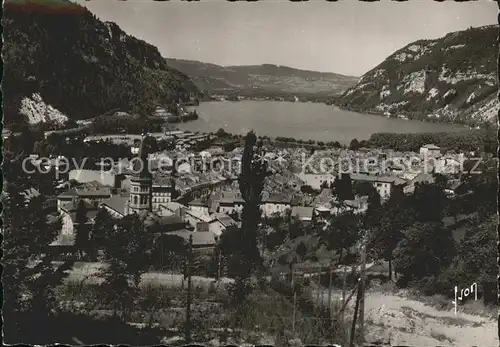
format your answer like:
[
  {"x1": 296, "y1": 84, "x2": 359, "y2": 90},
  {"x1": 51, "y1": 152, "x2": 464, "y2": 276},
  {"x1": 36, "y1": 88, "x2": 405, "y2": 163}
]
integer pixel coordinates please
[
  {"x1": 69, "y1": 169, "x2": 120, "y2": 188},
  {"x1": 403, "y1": 172, "x2": 435, "y2": 195},
  {"x1": 188, "y1": 199, "x2": 210, "y2": 216},
  {"x1": 208, "y1": 213, "x2": 238, "y2": 237},
  {"x1": 433, "y1": 154, "x2": 464, "y2": 175},
  {"x1": 296, "y1": 173, "x2": 336, "y2": 190},
  {"x1": 290, "y1": 206, "x2": 315, "y2": 223},
  {"x1": 419, "y1": 144, "x2": 441, "y2": 158},
  {"x1": 350, "y1": 173, "x2": 405, "y2": 201},
  {"x1": 159, "y1": 201, "x2": 186, "y2": 218},
  {"x1": 184, "y1": 208, "x2": 213, "y2": 229},
  {"x1": 218, "y1": 191, "x2": 244, "y2": 215},
  {"x1": 261, "y1": 194, "x2": 292, "y2": 217},
  {"x1": 100, "y1": 195, "x2": 130, "y2": 218}
]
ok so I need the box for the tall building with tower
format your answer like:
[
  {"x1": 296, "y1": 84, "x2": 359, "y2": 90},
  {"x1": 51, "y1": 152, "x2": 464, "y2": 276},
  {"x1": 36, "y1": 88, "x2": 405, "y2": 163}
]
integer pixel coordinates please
[{"x1": 127, "y1": 134, "x2": 153, "y2": 214}]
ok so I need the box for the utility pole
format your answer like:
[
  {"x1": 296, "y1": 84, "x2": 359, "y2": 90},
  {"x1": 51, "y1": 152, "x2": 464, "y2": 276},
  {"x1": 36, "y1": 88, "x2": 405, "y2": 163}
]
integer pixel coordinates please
[
  {"x1": 341, "y1": 266, "x2": 347, "y2": 342},
  {"x1": 316, "y1": 272, "x2": 320, "y2": 305},
  {"x1": 341, "y1": 267, "x2": 347, "y2": 311},
  {"x1": 291, "y1": 263, "x2": 297, "y2": 335},
  {"x1": 358, "y1": 244, "x2": 367, "y2": 345},
  {"x1": 217, "y1": 250, "x2": 222, "y2": 281},
  {"x1": 185, "y1": 234, "x2": 193, "y2": 344},
  {"x1": 349, "y1": 283, "x2": 362, "y2": 347},
  {"x1": 327, "y1": 264, "x2": 333, "y2": 319}
]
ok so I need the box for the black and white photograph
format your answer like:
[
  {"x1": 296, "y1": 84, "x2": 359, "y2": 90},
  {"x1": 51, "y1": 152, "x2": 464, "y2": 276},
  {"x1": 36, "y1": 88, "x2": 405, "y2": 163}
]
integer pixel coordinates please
[{"x1": 1, "y1": 0, "x2": 498, "y2": 346}]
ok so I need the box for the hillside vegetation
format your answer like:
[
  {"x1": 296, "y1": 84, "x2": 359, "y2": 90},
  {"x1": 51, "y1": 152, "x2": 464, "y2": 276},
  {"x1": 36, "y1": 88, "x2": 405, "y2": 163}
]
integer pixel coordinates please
[
  {"x1": 2, "y1": 0, "x2": 199, "y2": 126},
  {"x1": 338, "y1": 25, "x2": 498, "y2": 126},
  {"x1": 165, "y1": 59, "x2": 358, "y2": 96}
]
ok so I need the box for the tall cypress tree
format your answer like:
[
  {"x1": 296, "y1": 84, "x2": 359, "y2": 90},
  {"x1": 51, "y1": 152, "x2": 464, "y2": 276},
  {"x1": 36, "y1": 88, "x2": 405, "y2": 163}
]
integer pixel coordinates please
[{"x1": 230, "y1": 131, "x2": 269, "y2": 303}]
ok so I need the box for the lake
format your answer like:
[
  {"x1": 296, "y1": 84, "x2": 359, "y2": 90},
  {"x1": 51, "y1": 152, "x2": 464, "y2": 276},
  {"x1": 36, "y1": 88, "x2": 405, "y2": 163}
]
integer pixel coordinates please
[{"x1": 180, "y1": 101, "x2": 466, "y2": 144}]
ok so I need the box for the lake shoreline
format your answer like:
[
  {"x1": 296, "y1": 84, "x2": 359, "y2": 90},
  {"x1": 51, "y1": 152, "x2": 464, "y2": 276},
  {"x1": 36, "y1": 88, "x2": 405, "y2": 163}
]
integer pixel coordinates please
[{"x1": 183, "y1": 100, "x2": 466, "y2": 145}]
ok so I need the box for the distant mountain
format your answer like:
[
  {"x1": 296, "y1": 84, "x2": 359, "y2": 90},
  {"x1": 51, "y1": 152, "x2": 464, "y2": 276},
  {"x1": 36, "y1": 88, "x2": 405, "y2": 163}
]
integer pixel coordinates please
[
  {"x1": 338, "y1": 25, "x2": 498, "y2": 126},
  {"x1": 165, "y1": 59, "x2": 358, "y2": 96},
  {"x1": 2, "y1": 0, "x2": 199, "y2": 126}
]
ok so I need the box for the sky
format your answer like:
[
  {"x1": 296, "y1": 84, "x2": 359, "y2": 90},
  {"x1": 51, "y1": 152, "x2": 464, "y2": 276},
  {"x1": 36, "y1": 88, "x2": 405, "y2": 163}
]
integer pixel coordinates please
[{"x1": 76, "y1": 0, "x2": 496, "y2": 76}]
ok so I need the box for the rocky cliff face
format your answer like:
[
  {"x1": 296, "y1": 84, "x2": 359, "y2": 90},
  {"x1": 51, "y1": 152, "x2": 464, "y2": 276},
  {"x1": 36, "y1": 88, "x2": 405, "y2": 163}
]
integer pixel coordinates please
[{"x1": 338, "y1": 25, "x2": 497, "y2": 126}]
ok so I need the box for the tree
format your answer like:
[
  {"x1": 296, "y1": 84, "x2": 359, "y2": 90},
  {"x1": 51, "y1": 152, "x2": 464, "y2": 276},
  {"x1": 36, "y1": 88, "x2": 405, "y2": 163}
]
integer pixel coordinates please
[
  {"x1": 296, "y1": 241, "x2": 307, "y2": 260},
  {"x1": 216, "y1": 128, "x2": 227, "y2": 138},
  {"x1": 410, "y1": 182, "x2": 448, "y2": 223},
  {"x1": 228, "y1": 130, "x2": 269, "y2": 304},
  {"x1": 89, "y1": 207, "x2": 115, "y2": 259},
  {"x1": 99, "y1": 214, "x2": 154, "y2": 319},
  {"x1": 152, "y1": 234, "x2": 188, "y2": 272},
  {"x1": 366, "y1": 188, "x2": 414, "y2": 280},
  {"x1": 349, "y1": 138, "x2": 360, "y2": 151},
  {"x1": 320, "y1": 180, "x2": 329, "y2": 190},
  {"x1": 323, "y1": 212, "x2": 360, "y2": 263},
  {"x1": 451, "y1": 215, "x2": 497, "y2": 303},
  {"x1": 74, "y1": 199, "x2": 89, "y2": 258},
  {"x1": 352, "y1": 181, "x2": 376, "y2": 197},
  {"x1": 223, "y1": 142, "x2": 236, "y2": 152},
  {"x1": 300, "y1": 185, "x2": 316, "y2": 194},
  {"x1": 214, "y1": 225, "x2": 244, "y2": 278},
  {"x1": 393, "y1": 222, "x2": 454, "y2": 286},
  {"x1": 288, "y1": 217, "x2": 305, "y2": 239},
  {"x1": 333, "y1": 174, "x2": 354, "y2": 202},
  {"x1": 366, "y1": 188, "x2": 382, "y2": 214},
  {"x1": 2, "y1": 161, "x2": 74, "y2": 342},
  {"x1": 65, "y1": 118, "x2": 78, "y2": 129}
]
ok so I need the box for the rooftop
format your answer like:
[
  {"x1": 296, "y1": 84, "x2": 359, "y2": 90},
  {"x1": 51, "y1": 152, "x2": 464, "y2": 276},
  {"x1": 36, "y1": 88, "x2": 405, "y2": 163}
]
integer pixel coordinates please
[
  {"x1": 142, "y1": 212, "x2": 186, "y2": 228},
  {"x1": 422, "y1": 144, "x2": 440, "y2": 150},
  {"x1": 185, "y1": 208, "x2": 213, "y2": 223},
  {"x1": 262, "y1": 193, "x2": 292, "y2": 204},
  {"x1": 350, "y1": 173, "x2": 402, "y2": 184},
  {"x1": 100, "y1": 196, "x2": 129, "y2": 216},
  {"x1": 291, "y1": 206, "x2": 315, "y2": 219},
  {"x1": 161, "y1": 201, "x2": 186, "y2": 212},
  {"x1": 214, "y1": 213, "x2": 238, "y2": 228},
  {"x1": 219, "y1": 191, "x2": 245, "y2": 204},
  {"x1": 58, "y1": 182, "x2": 112, "y2": 199}
]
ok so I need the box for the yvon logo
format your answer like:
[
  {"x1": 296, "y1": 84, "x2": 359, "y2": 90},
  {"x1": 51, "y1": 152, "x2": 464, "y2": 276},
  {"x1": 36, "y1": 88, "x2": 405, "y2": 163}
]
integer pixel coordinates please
[{"x1": 451, "y1": 282, "x2": 477, "y2": 316}]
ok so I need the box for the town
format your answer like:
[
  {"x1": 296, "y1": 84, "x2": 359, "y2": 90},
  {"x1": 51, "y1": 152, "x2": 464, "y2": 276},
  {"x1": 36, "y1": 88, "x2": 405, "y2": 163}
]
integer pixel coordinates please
[
  {"x1": 4, "y1": 113, "x2": 497, "y2": 346},
  {"x1": 17, "y1": 127, "x2": 483, "y2": 252}
]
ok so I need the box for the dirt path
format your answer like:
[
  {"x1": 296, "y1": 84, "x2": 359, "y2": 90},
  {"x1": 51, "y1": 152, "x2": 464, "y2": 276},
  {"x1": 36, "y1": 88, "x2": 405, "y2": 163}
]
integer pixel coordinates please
[{"x1": 316, "y1": 288, "x2": 498, "y2": 346}]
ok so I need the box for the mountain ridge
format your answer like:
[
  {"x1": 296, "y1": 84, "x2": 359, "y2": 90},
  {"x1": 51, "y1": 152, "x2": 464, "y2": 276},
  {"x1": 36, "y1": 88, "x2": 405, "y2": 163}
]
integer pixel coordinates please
[
  {"x1": 2, "y1": 0, "x2": 200, "y2": 126},
  {"x1": 338, "y1": 25, "x2": 498, "y2": 126},
  {"x1": 165, "y1": 58, "x2": 359, "y2": 96}
]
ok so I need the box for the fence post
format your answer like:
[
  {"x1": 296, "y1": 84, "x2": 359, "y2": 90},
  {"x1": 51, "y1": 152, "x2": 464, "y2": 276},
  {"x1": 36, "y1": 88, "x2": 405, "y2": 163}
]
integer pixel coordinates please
[{"x1": 185, "y1": 234, "x2": 193, "y2": 344}]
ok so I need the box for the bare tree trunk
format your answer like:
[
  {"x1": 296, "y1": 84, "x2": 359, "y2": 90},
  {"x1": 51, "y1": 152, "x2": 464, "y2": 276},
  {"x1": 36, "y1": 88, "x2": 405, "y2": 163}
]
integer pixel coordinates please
[{"x1": 388, "y1": 258, "x2": 392, "y2": 282}]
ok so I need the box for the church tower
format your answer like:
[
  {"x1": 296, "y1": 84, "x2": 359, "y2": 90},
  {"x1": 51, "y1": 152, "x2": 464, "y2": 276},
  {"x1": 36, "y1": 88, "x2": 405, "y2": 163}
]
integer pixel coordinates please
[{"x1": 128, "y1": 134, "x2": 153, "y2": 214}]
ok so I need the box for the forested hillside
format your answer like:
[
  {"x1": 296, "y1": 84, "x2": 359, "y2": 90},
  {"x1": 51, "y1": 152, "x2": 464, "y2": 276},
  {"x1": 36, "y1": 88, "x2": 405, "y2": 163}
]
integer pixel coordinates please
[
  {"x1": 165, "y1": 59, "x2": 358, "y2": 96},
  {"x1": 2, "y1": 0, "x2": 199, "y2": 126}
]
